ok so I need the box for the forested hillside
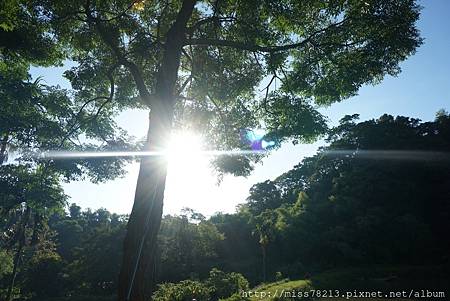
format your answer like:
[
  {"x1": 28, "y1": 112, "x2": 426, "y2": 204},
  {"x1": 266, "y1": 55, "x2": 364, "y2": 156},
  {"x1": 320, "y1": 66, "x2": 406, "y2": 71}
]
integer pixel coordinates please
[{"x1": 1, "y1": 113, "x2": 449, "y2": 300}]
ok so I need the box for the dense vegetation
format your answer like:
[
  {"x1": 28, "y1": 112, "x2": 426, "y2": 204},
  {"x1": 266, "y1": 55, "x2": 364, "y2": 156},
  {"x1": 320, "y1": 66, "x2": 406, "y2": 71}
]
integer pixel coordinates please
[{"x1": 1, "y1": 113, "x2": 449, "y2": 300}]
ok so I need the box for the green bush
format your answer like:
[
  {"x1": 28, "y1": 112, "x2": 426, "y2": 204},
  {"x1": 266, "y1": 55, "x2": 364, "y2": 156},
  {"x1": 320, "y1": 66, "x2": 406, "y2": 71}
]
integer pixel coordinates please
[
  {"x1": 207, "y1": 268, "x2": 249, "y2": 300},
  {"x1": 152, "y1": 280, "x2": 211, "y2": 301},
  {"x1": 152, "y1": 268, "x2": 250, "y2": 301},
  {"x1": 0, "y1": 250, "x2": 13, "y2": 279}
]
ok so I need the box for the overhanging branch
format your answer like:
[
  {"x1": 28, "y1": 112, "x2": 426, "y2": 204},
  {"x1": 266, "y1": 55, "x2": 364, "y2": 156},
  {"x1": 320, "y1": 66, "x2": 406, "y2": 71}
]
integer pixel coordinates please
[
  {"x1": 184, "y1": 17, "x2": 350, "y2": 53},
  {"x1": 184, "y1": 38, "x2": 311, "y2": 53}
]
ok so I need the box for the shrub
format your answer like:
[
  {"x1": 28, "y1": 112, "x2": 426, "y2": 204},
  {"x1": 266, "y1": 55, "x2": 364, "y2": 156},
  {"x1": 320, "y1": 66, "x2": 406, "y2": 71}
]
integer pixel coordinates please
[
  {"x1": 152, "y1": 280, "x2": 211, "y2": 301},
  {"x1": 207, "y1": 268, "x2": 249, "y2": 300},
  {"x1": 152, "y1": 268, "x2": 250, "y2": 301}
]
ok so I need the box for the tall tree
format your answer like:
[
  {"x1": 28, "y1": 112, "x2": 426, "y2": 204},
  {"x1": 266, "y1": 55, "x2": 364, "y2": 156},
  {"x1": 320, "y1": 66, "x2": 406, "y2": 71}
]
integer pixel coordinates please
[
  {"x1": 0, "y1": 165, "x2": 67, "y2": 301},
  {"x1": 0, "y1": 0, "x2": 134, "y2": 181},
  {"x1": 20, "y1": 0, "x2": 423, "y2": 299}
]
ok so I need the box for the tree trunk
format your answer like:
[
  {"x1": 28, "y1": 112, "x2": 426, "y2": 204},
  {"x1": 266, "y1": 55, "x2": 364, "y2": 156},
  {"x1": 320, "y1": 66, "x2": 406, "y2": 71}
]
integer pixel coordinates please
[
  {"x1": 0, "y1": 133, "x2": 8, "y2": 164},
  {"x1": 117, "y1": 1, "x2": 196, "y2": 300},
  {"x1": 6, "y1": 206, "x2": 30, "y2": 301},
  {"x1": 261, "y1": 244, "x2": 267, "y2": 283}
]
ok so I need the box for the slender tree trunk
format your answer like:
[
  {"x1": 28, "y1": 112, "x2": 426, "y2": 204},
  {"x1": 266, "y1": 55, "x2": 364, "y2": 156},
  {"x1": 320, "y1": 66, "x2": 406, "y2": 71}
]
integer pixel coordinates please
[
  {"x1": 6, "y1": 206, "x2": 30, "y2": 301},
  {"x1": 117, "y1": 1, "x2": 197, "y2": 300},
  {"x1": 6, "y1": 244, "x2": 23, "y2": 301},
  {"x1": 0, "y1": 133, "x2": 8, "y2": 164},
  {"x1": 261, "y1": 244, "x2": 267, "y2": 283}
]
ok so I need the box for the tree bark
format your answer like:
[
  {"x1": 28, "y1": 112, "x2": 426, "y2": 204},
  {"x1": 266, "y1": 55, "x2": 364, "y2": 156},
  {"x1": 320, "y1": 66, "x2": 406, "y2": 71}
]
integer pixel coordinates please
[{"x1": 117, "y1": 1, "x2": 197, "y2": 300}]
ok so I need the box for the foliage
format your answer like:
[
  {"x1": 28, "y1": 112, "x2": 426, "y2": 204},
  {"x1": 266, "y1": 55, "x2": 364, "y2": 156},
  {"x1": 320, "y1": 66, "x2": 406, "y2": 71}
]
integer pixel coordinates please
[
  {"x1": 23, "y1": 253, "x2": 66, "y2": 299},
  {"x1": 0, "y1": 1, "x2": 135, "y2": 183},
  {"x1": 0, "y1": 204, "x2": 233, "y2": 300},
  {"x1": 206, "y1": 268, "x2": 249, "y2": 300},
  {"x1": 49, "y1": 206, "x2": 128, "y2": 296},
  {"x1": 152, "y1": 268, "x2": 249, "y2": 301},
  {"x1": 1, "y1": 112, "x2": 449, "y2": 299},
  {"x1": 239, "y1": 112, "x2": 450, "y2": 279},
  {"x1": 0, "y1": 250, "x2": 13, "y2": 279},
  {"x1": 152, "y1": 280, "x2": 211, "y2": 301},
  {"x1": 0, "y1": 165, "x2": 67, "y2": 213},
  {"x1": 209, "y1": 212, "x2": 261, "y2": 283},
  {"x1": 157, "y1": 211, "x2": 225, "y2": 282},
  {"x1": 0, "y1": 164, "x2": 67, "y2": 300},
  {"x1": 20, "y1": 0, "x2": 423, "y2": 175},
  {"x1": 0, "y1": 199, "x2": 128, "y2": 300}
]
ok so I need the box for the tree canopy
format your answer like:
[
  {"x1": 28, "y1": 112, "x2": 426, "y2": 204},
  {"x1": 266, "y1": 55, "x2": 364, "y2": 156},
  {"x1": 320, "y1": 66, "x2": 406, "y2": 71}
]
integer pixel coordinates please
[{"x1": 5, "y1": 0, "x2": 421, "y2": 173}]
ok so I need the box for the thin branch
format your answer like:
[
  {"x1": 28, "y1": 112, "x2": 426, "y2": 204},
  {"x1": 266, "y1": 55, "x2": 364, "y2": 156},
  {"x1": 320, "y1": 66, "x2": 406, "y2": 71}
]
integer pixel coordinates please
[
  {"x1": 177, "y1": 74, "x2": 193, "y2": 96},
  {"x1": 260, "y1": 75, "x2": 277, "y2": 116},
  {"x1": 253, "y1": 52, "x2": 264, "y2": 70},
  {"x1": 181, "y1": 48, "x2": 192, "y2": 63},
  {"x1": 261, "y1": 74, "x2": 276, "y2": 102},
  {"x1": 187, "y1": 16, "x2": 236, "y2": 36},
  {"x1": 185, "y1": 37, "x2": 312, "y2": 53},
  {"x1": 92, "y1": 71, "x2": 115, "y2": 121},
  {"x1": 73, "y1": 95, "x2": 111, "y2": 119},
  {"x1": 58, "y1": 68, "x2": 116, "y2": 148}
]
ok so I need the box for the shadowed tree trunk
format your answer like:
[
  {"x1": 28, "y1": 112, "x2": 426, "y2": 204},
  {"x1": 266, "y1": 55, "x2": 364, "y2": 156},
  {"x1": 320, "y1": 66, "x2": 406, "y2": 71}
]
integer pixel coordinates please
[{"x1": 117, "y1": 1, "x2": 197, "y2": 300}]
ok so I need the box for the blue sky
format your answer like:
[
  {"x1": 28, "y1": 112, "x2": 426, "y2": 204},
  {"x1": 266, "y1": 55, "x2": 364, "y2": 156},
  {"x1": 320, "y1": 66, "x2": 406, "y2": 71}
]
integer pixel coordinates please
[{"x1": 30, "y1": 0, "x2": 450, "y2": 216}]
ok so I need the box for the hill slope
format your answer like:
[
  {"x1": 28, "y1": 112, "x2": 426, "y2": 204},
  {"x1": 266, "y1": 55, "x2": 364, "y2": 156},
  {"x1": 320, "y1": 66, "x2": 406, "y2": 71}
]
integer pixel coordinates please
[{"x1": 223, "y1": 265, "x2": 449, "y2": 301}]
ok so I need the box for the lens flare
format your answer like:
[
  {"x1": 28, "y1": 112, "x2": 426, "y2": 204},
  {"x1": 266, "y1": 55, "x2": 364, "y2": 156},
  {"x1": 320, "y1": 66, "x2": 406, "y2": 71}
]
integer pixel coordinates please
[
  {"x1": 38, "y1": 149, "x2": 265, "y2": 160},
  {"x1": 241, "y1": 129, "x2": 275, "y2": 151},
  {"x1": 322, "y1": 149, "x2": 450, "y2": 161}
]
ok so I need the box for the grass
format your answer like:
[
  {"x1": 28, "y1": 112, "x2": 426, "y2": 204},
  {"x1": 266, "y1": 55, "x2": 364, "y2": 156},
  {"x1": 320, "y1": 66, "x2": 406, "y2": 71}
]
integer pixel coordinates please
[
  {"x1": 224, "y1": 264, "x2": 449, "y2": 301},
  {"x1": 247, "y1": 279, "x2": 311, "y2": 300}
]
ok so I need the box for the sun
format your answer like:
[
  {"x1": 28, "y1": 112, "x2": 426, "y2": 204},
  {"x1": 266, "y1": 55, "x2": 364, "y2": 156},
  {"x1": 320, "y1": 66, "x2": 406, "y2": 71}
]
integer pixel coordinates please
[
  {"x1": 165, "y1": 131, "x2": 205, "y2": 169},
  {"x1": 164, "y1": 131, "x2": 214, "y2": 211}
]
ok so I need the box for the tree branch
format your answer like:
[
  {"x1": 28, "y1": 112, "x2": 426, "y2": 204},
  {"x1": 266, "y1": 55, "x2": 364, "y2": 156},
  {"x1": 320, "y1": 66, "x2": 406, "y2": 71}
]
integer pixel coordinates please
[
  {"x1": 185, "y1": 38, "x2": 311, "y2": 53},
  {"x1": 260, "y1": 75, "x2": 277, "y2": 115},
  {"x1": 84, "y1": 2, "x2": 152, "y2": 105},
  {"x1": 187, "y1": 16, "x2": 237, "y2": 36},
  {"x1": 58, "y1": 67, "x2": 116, "y2": 148},
  {"x1": 177, "y1": 74, "x2": 193, "y2": 96},
  {"x1": 185, "y1": 17, "x2": 350, "y2": 53}
]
